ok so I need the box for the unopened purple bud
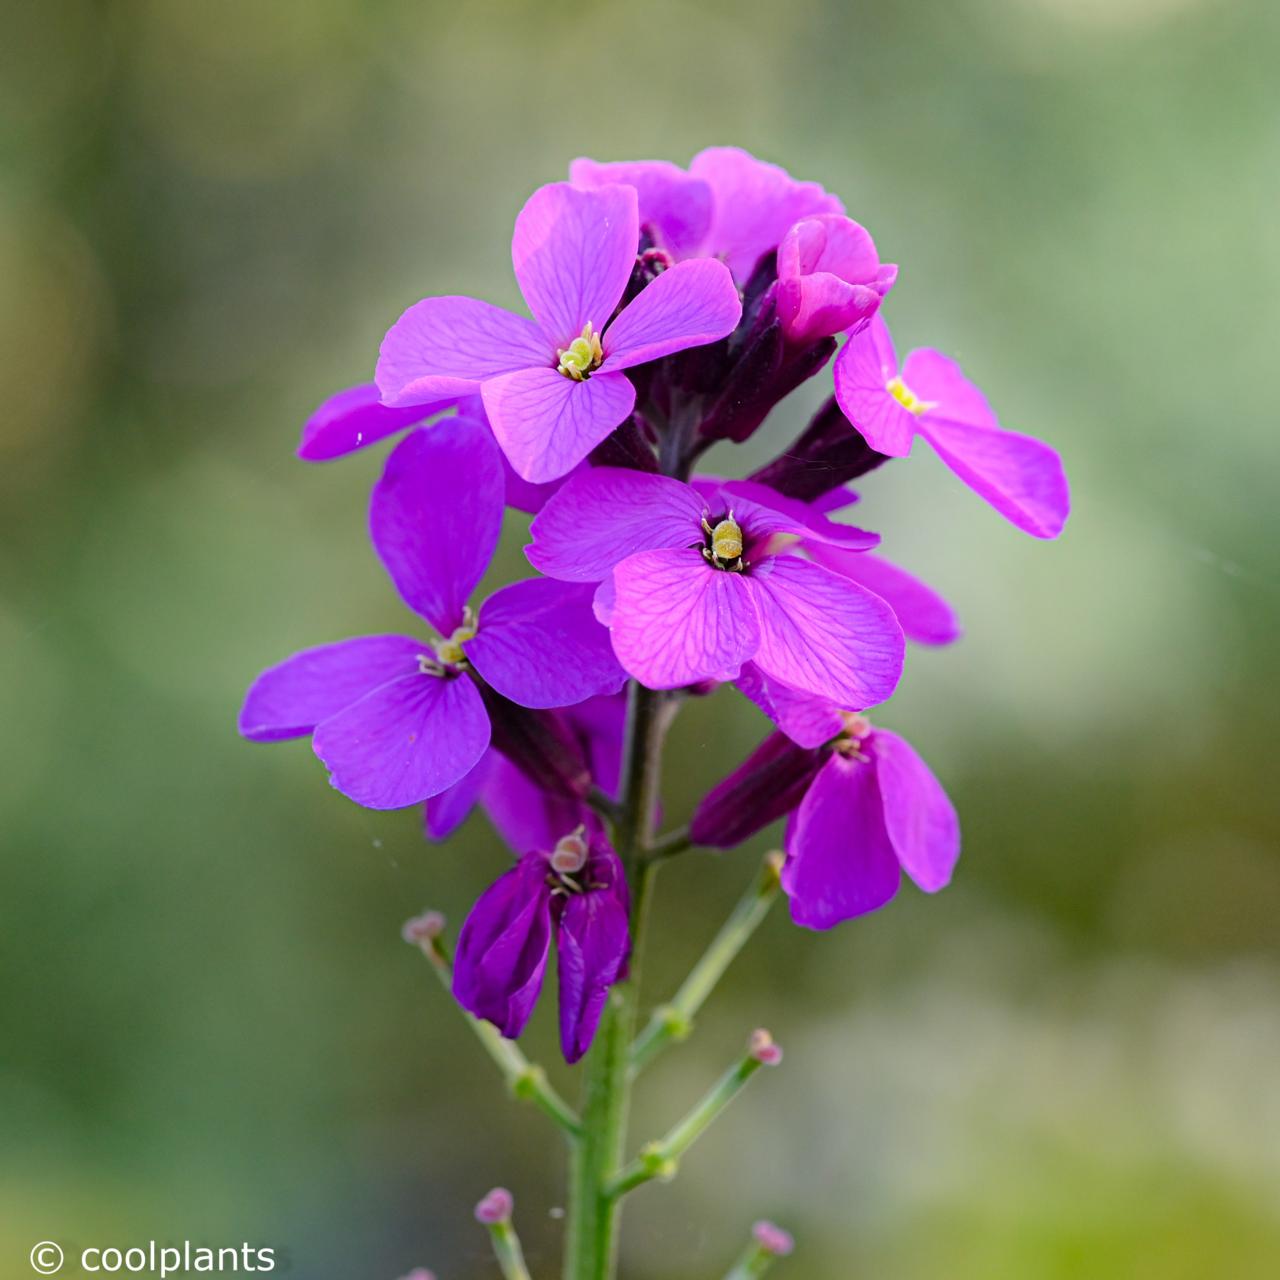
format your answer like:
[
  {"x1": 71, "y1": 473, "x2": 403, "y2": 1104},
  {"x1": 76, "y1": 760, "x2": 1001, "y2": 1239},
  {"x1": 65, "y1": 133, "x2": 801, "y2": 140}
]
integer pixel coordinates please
[
  {"x1": 401, "y1": 911, "x2": 445, "y2": 945},
  {"x1": 474, "y1": 1187, "x2": 514, "y2": 1225},
  {"x1": 749, "y1": 1028, "x2": 783, "y2": 1066},
  {"x1": 752, "y1": 1220, "x2": 794, "y2": 1256}
]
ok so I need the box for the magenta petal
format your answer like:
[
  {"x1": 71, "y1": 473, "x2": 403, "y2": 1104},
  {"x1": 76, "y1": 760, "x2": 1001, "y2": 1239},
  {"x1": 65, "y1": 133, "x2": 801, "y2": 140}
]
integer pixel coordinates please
[
  {"x1": 776, "y1": 214, "x2": 888, "y2": 344},
  {"x1": 527, "y1": 467, "x2": 704, "y2": 582},
  {"x1": 239, "y1": 635, "x2": 425, "y2": 742},
  {"x1": 782, "y1": 754, "x2": 901, "y2": 929},
  {"x1": 511, "y1": 182, "x2": 639, "y2": 346},
  {"x1": 375, "y1": 296, "x2": 550, "y2": 406},
  {"x1": 452, "y1": 854, "x2": 553, "y2": 1039},
  {"x1": 311, "y1": 672, "x2": 490, "y2": 809},
  {"x1": 603, "y1": 259, "x2": 742, "y2": 372},
  {"x1": 872, "y1": 729, "x2": 960, "y2": 893},
  {"x1": 467, "y1": 578, "x2": 626, "y2": 709},
  {"x1": 370, "y1": 418, "x2": 505, "y2": 633},
  {"x1": 569, "y1": 157, "x2": 713, "y2": 258},
  {"x1": 917, "y1": 414, "x2": 1071, "y2": 539},
  {"x1": 749, "y1": 555, "x2": 904, "y2": 709},
  {"x1": 690, "y1": 146, "x2": 844, "y2": 281},
  {"x1": 717, "y1": 481, "x2": 880, "y2": 552},
  {"x1": 832, "y1": 317, "x2": 916, "y2": 457},
  {"x1": 803, "y1": 545, "x2": 962, "y2": 647},
  {"x1": 610, "y1": 548, "x2": 760, "y2": 689},
  {"x1": 296, "y1": 383, "x2": 449, "y2": 462},
  {"x1": 557, "y1": 849, "x2": 630, "y2": 1062},
  {"x1": 425, "y1": 749, "x2": 494, "y2": 841},
  {"x1": 902, "y1": 348, "x2": 999, "y2": 431},
  {"x1": 734, "y1": 663, "x2": 845, "y2": 749},
  {"x1": 483, "y1": 366, "x2": 636, "y2": 484}
]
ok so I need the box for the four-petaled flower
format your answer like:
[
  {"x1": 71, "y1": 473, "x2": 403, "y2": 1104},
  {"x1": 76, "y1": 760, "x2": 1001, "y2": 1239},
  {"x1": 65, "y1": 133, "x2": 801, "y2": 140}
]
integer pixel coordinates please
[
  {"x1": 375, "y1": 182, "x2": 742, "y2": 484},
  {"x1": 527, "y1": 468, "x2": 905, "y2": 708},
  {"x1": 453, "y1": 826, "x2": 631, "y2": 1063},
  {"x1": 239, "y1": 417, "x2": 624, "y2": 808},
  {"x1": 834, "y1": 315, "x2": 1070, "y2": 539}
]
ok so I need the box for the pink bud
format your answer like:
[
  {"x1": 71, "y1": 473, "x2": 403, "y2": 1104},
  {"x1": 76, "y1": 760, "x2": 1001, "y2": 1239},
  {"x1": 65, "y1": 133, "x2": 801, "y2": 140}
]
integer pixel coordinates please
[
  {"x1": 752, "y1": 1220, "x2": 795, "y2": 1256},
  {"x1": 474, "y1": 1187, "x2": 514, "y2": 1224},
  {"x1": 397, "y1": 1270, "x2": 437, "y2": 1280},
  {"x1": 401, "y1": 911, "x2": 445, "y2": 945},
  {"x1": 748, "y1": 1028, "x2": 783, "y2": 1066}
]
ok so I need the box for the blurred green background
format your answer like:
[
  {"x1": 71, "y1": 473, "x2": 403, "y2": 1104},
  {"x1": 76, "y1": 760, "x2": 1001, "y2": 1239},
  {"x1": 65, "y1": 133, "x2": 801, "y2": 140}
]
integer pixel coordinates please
[{"x1": 3, "y1": 0, "x2": 1278, "y2": 1276}]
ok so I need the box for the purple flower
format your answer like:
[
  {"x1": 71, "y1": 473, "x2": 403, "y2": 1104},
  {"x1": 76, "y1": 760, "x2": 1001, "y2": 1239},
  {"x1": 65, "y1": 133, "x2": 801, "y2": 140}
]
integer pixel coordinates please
[
  {"x1": 453, "y1": 828, "x2": 631, "y2": 1062},
  {"x1": 775, "y1": 214, "x2": 897, "y2": 345},
  {"x1": 527, "y1": 468, "x2": 904, "y2": 707},
  {"x1": 239, "y1": 417, "x2": 625, "y2": 809},
  {"x1": 574, "y1": 149, "x2": 845, "y2": 284},
  {"x1": 833, "y1": 316, "x2": 1070, "y2": 538},
  {"x1": 375, "y1": 182, "x2": 742, "y2": 484},
  {"x1": 692, "y1": 715, "x2": 959, "y2": 928}
]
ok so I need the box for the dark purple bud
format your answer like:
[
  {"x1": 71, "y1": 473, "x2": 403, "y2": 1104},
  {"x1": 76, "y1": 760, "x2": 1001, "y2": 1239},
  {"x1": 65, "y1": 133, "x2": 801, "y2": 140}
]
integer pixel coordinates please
[
  {"x1": 478, "y1": 685, "x2": 592, "y2": 800},
  {"x1": 698, "y1": 316, "x2": 784, "y2": 445},
  {"x1": 690, "y1": 733, "x2": 826, "y2": 849},
  {"x1": 589, "y1": 415, "x2": 659, "y2": 473},
  {"x1": 748, "y1": 395, "x2": 890, "y2": 503},
  {"x1": 452, "y1": 855, "x2": 553, "y2": 1039}
]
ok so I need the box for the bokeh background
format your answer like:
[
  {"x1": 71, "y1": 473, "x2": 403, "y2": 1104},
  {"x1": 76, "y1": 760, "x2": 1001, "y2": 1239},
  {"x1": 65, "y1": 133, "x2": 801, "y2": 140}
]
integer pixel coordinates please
[{"x1": 3, "y1": 0, "x2": 1278, "y2": 1276}]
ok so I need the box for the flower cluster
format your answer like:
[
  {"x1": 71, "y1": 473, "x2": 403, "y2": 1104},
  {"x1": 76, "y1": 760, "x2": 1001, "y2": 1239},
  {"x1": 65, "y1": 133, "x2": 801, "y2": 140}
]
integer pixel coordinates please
[{"x1": 246, "y1": 146, "x2": 1069, "y2": 1068}]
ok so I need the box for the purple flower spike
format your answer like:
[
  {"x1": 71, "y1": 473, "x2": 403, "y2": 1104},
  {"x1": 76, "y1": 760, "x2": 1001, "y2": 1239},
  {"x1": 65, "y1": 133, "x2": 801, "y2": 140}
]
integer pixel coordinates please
[
  {"x1": 239, "y1": 418, "x2": 624, "y2": 810},
  {"x1": 453, "y1": 828, "x2": 631, "y2": 1062},
  {"x1": 376, "y1": 182, "x2": 742, "y2": 483},
  {"x1": 833, "y1": 316, "x2": 1070, "y2": 538},
  {"x1": 528, "y1": 469, "x2": 904, "y2": 708},
  {"x1": 776, "y1": 214, "x2": 897, "y2": 345}
]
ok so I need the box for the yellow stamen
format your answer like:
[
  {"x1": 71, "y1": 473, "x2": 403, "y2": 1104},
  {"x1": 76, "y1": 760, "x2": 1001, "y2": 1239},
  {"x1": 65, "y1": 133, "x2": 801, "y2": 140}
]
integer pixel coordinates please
[
  {"x1": 431, "y1": 616, "x2": 477, "y2": 668},
  {"x1": 885, "y1": 375, "x2": 932, "y2": 416},
  {"x1": 556, "y1": 322, "x2": 604, "y2": 380}
]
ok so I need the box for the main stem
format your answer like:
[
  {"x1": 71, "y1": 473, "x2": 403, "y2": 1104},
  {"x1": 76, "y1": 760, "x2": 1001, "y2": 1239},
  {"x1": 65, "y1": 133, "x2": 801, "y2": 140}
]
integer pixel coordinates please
[{"x1": 563, "y1": 681, "x2": 666, "y2": 1280}]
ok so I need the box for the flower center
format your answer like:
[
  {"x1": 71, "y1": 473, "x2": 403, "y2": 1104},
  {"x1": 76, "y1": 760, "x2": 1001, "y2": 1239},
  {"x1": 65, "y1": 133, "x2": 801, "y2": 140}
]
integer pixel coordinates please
[
  {"x1": 885, "y1": 375, "x2": 932, "y2": 416},
  {"x1": 700, "y1": 514, "x2": 745, "y2": 572},
  {"x1": 419, "y1": 608, "x2": 477, "y2": 675},
  {"x1": 556, "y1": 322, "x2": 604, "y2": 380},
  {"x1": 834, "y1": 711, "x2": 873, "y2": 760}
]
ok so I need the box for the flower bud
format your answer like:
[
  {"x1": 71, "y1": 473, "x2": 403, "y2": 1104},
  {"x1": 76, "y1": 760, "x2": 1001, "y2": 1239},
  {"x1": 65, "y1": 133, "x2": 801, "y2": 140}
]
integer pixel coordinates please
[
  {"x1": 749, "y1": 1028, "x2": 783, "y2": 1066},
  {"x1": 474, "y1": 1187, "x2": 514, "y2": 1225},
  {"x1": 400, "y1": 911, "x2": 445, "y2": 946},
  {"x1": 752, "y1": 1220, "x2": 795, "y2": 1256},
  {"x1": 748, "y1": 395, "x2": 889, "y2": 503}
]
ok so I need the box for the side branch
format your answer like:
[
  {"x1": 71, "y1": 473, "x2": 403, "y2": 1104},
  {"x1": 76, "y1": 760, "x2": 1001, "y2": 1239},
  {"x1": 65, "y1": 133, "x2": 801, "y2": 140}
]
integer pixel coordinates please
[
  {"x1": 405, "y1": 917, "x2": 582, "y2": 1138},
  {"x1": 630, "y1": 852, "x2": 783, "y2": 1074},
  {"x1": 605, "y1": 1030, "x2": 783, "y2": 1199}
]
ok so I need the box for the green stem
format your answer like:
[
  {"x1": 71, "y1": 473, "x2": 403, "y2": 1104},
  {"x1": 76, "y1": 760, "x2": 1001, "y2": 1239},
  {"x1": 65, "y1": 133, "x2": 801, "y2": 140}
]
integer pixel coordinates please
[
  {"x1": 563, "y1": 682, "x2": 667, "y2": 1280},
  {"x1": 630, "y1": 852, "x2": 783, "y2": 1074},
  {"x1": 605, "y1": 1044, "x2": 776, "y2": 1198},
  {"x1": 484, "y1": 1220, "x2": 533, "y2": 1280},
  {"x1": 723, "y1": 1242, "x2": 785, "y2": 1280},
  {"x1": 415, "y1": 932, "x2": 582, "y2": 1138}
]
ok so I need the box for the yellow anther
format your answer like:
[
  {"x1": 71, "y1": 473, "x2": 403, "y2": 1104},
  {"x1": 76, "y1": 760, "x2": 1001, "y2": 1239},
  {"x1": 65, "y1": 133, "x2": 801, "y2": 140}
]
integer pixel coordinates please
[
  {"x1": 431, "y1": 619, "x2": 477, "y2": 668},
  {"x1": 556, "y1": 322, "x2": 604, "y2": 380},
  {"x1": 885, "y1": 375, "x2": 932, "y2": 416}
]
